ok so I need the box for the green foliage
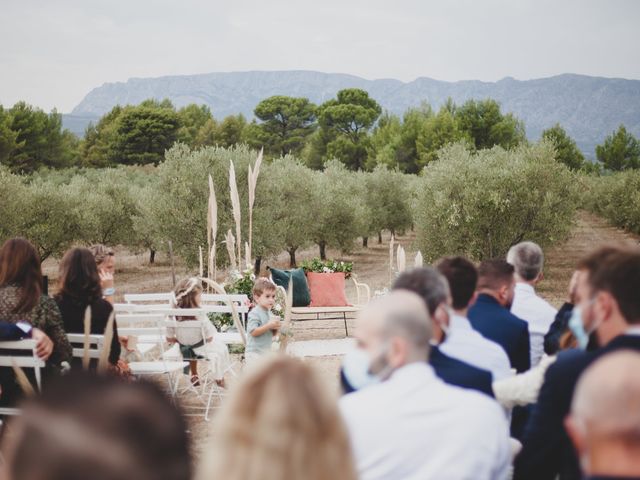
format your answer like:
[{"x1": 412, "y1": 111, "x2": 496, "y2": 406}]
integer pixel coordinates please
[
  {"x1": 541, "y1": 123, "x2": 585, "y2": 171},
  {"x1": 2, "y1": 102, "x2": 78, "y2": 172},
  {"x1": 216, "y1": 114, "x2": 247, "y2": 148},
  {"x1": 111, "y1": 103, "x2": 180, "y2": 165},
  {"x1": 254, "y1": 156, "x2": 316, "y2": 265},
  {"x1": 252, "y1": 96, "x2": 317, "y2": 157},
  {"x1": 317, "y1": 89, "x2": 382, "y2": 170},
  {"x1": 595, "y1": 125, "x2": 640, "y2": 171},
  {"x1": 309, "y1": 160, "x2": 369, "y2": 257},
  {"x1": 415, "y1": 141, "x2": 579, "y2": 261},
  {"x1": 455, "y1": 99, "x2": 526, "y2": 151},
  {"x1": 300, "y1": 258, "x2": 353, "y2": 277},
  {"x1": 585, "y1": 171, "x2": 640, "y2": 234},
  {"x1": 364, "y1": 165, "x2": 414, "y2": 236},
  {"x1": 417, "y1": 107, "x2": 470, "y2": 170},
  {"x1": 152, "y1": 144, "x2": 278, "y2": 268},
  {"x1": 17, "y1": 179, "x2": 83, "y2": 261},
  {"x1": 177, "y1": 104, "x2": 214, "y2": 146},
  {"x1": 0, "y1": 106, "x2": 20, "y2": 165},
  {"x1": 66, "y1": 169, "x2": 140, "y2": 245}
]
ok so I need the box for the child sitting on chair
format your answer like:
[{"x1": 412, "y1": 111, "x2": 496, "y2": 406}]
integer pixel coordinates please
[
  {"x1": 245, "y1": 278, "x2": 281, "y2": 364},
  {"x1": 167, "y1": 277, "x2": 231, "y2": 387}
]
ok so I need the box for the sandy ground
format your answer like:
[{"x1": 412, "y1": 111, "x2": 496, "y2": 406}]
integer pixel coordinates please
[{"x1": 40, "y1": 210, "x2": 640, "y2": 454}]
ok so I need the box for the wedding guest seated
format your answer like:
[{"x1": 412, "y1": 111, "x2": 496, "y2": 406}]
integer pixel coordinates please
[
  {"x1": 545, "y1": 270, "x2": 581, "y2": 355},
  {"x1": 565, "y1": 351, "x2": 640, "y2": 480},
  {"x1": 342, "y1": 267, "x2": 494, "y2": 398},
  {"x1": 339, "y1": 291, "x2": 510, "y2": 480},
  {"x1": 1, "y1": 372, "x2": 192, "y2": 480},
  {"x1": 515, "y1": 245, "x2": 640, "y2": 480},
  {"x1": 507, "y1": 241, "x2": 557, "y2": 367},
  {"x1": 436, "y1": 257, "x2": 512, "y2": 381},
  {"x1": 0, "y1": 238, "x2": 71, "y2": 405},
  {"x1": 54, "y1": 248, "x2": 121, "y2": 369},
  {"x1": 89, "y1": 244, "x2": 116, "y2": 304},
  {"x1": 469, "y1": 259, "x2": 530, "y2": 374},
  {"x1": 200, "y1": 355, "x2": 358, "y2": 480}
]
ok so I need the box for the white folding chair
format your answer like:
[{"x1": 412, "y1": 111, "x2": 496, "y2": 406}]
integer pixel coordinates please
[
  {"x1": 125, "y1": 320, "x2": 188, "y2": 398},
  {"x1": 116, "y1": 313, "x2": 167, "y2": 358},
  {"x1": 164, "y1": 314, "x2": 236, "y2": 420},
  {"x1": 67, "y1": 333, "x2": 104, "y2": 360},
  {"x1": 0, "y1": 339, "x2": 46, "y2": 417}
]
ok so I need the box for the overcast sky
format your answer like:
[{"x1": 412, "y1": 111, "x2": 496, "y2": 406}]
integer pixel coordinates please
[{"x1": 1, "y1": 0, "x2": 638, "y2": 113}]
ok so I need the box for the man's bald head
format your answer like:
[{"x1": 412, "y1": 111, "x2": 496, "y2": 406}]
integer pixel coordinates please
[
  {"x1": 570, "y1": 351, "x2": 640, "y2": 441},
  {"x1": 356, "y1": 290, "x2": 432, "y2": 365}
]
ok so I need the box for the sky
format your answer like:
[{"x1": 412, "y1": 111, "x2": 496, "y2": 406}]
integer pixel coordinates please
[{"x1": 1, "y1": 0, "x2": 639, "y2": 113}]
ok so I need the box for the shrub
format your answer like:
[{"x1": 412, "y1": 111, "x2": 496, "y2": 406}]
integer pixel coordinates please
[
  {"x1": 415, "y1": 141, "x2": 579, "y2": 261},
  {"x1": 585, "y1": 170, "x2": 640, "y2": 234}
]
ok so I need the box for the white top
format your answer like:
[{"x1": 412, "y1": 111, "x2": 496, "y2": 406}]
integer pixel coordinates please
[
  {"x1": 339, "y1": 363, "x2": 510, "y2": 480},
  {"x1": 440, "y1": 314, "x2": 512, "y2": 381},
  {"x1": 165, "y1": 317, "x2": 216, "y2": 346},
  {"x1": 510, "y1": 283, "x2": 557, "y2": 367}
]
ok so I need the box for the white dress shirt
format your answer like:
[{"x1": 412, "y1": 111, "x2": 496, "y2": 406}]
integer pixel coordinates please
[
  {"x1": 510, "y1": 283, "x2": 557, "y2": 367},
  {"x1": 339, "y1": 363, "x2": 510, "y2": 480},
  {"x1": 440, "y1": 314, "x2": 512, "y2": 381}
]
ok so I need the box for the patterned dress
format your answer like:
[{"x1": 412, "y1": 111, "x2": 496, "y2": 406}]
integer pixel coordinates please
[{"x1": 0, "y1": 284, "x2": 72, "y2": 365}]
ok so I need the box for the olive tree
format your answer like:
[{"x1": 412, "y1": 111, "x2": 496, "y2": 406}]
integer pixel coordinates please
[{"x1": 415, "y1": 141, "x2": 579, "y2": 261}]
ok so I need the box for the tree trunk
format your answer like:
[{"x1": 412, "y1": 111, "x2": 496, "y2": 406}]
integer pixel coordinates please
[
  {"x1": 254, "y1": 256, "x2": 262, "y2": 276},
  {"x1": 288, "y1": 248, "x2": 297, "y2": 268},
  {"x1": 319, "y1": 241, "x2": 327, "y2": 260},
  {"x1": 149, "y1": 249, "x2": 156, "y2": 264},
  {"x1": 378, "y1": 231, "x2": 383, "y2": 244},
  {"x1": 390, "y1": 228, "x2": 396, "y2": 238},
  {"x1": 362, "y1": 237, "x2": 368, "y2": 248}
]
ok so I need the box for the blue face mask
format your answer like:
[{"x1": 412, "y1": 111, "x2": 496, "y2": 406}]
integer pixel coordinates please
[
  {"x1": 568, "y1": 307, "x2": 590, "y2": 350},
  {"x1": 342, "y1": 349, "x2": 380, "y2": 391},
  {"x1": 568, "y1": 300, "x2": 600, "y2": 350}
]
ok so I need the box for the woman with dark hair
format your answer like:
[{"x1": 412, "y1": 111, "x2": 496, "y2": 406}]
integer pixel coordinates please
[
  {"x1": 0, "y1": 238, "x2": 72, "y2": 404},
  {"x1": 54, "y1": 247, "x2": 121, "y2": 367}
]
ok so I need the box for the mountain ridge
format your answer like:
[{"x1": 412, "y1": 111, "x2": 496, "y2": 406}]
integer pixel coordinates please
[{"x1": 66, "y1": 70, "x2": 640, "y2": 157}]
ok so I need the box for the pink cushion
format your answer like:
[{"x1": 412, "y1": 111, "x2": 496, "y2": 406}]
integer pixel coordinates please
[{"x1": 307, "y1": 272, "x2": 349, "y2": 307}]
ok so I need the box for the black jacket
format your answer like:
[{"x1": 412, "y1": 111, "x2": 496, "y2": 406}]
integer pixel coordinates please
[
  {"x1": 55, "y1": 295, "x2": 121, "y2": 366},
  {"x1": 469, "y1": 294, "x2": 531, "y2": 373},
  {"x1": 514, "y1": 334, "x2": 640, "y2": 480}
]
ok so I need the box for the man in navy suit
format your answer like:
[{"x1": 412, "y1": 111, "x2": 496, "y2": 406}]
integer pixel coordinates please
[
  {"x1": 469, "y1": 259, "x2": 531, "y2": 374},
  {"x1": 565, "y1": 351, "x2": 640, "y2": 480},
  {"x1": 514, "y1": 245, "x2": 640, "y2": 480},
  {"x1": 341, "y1": 267, "x2": 494, "y2": 398},
  {"x1": 468, "y1": 259, "x2": 531, "y2": 439}
]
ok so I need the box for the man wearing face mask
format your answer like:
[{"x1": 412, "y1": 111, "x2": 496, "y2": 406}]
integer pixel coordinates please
[
  {"x1": 565, "y1": 351, "x2": 640, "y2": 480},
  {"x1": 339, "y1": 290, "x2": 510, "y2": 480},
  {"x1": 341, "y1": 267, "x2": 494, "y2": 397},
  {"x1": 514, "y1": 245, "x2": 640, "y2": 480}
]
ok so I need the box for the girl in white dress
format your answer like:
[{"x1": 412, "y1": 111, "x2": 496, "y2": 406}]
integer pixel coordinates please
[{"x1": 166, "y1": 277, "x2": 231, "y2": 387}]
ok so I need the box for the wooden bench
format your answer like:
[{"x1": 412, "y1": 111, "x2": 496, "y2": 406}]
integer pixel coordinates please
[{"x1": 278, "y1": 276, "x2": 371, "y2": 336}]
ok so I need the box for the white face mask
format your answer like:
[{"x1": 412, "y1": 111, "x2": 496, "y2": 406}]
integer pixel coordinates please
[{"x1": 342, "y1": 344, "x2": 392, "y2": 391}]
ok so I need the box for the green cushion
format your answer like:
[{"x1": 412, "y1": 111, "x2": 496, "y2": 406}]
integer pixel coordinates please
[{"x1": 268, "y1": 267, "x2": 311, "y2": 307}]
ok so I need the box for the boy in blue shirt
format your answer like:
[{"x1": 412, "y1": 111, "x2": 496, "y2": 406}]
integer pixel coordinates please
[{"x1": 245, "y1": 278, "x2": 281, "y2": 363}]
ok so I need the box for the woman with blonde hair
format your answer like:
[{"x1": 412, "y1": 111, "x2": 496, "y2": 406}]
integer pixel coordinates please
[{"x1": 199, "y1": 355, "x2": 358, "y2": 480}]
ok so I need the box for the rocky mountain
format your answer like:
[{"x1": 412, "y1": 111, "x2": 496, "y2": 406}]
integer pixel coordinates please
[{"x1": 66, "y1": 70, "x2": 640, "y2": 157}]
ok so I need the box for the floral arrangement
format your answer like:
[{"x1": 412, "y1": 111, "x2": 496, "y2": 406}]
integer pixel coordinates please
[{"x1": 300, "y1": 258, "x2": 353, "y2": 278}]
